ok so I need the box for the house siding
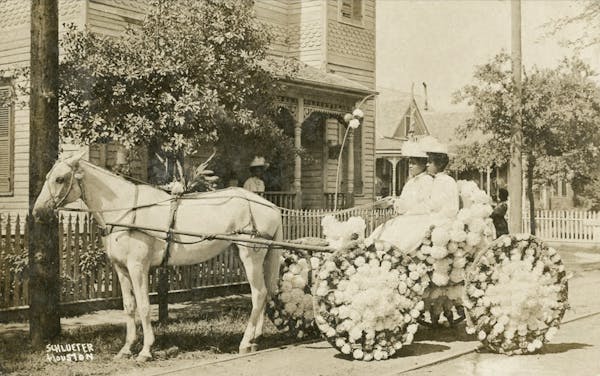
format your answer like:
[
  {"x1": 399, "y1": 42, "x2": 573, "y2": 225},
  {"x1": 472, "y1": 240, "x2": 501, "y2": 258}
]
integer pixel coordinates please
[
  {"x1": 0, "y1": 0, "x2": 85, "y2": 215},
  {"x1": 325, "y1": 0, "x2": 376, "y2": 206}
]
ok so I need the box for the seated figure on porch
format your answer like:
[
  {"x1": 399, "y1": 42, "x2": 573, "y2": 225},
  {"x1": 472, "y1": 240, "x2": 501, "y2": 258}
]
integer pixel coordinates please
[
  {"x1": 243, "y1": 156, "x2": 268, "y2": 193},
  {"x1": 369, "y1": 136, "x2": 458, "y2": 254}
]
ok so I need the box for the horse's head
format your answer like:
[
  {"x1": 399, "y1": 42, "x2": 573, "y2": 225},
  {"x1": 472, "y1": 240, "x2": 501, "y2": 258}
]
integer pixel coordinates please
[{"x1": 32, "y1": 151, "x2": 85, "y2": 219}]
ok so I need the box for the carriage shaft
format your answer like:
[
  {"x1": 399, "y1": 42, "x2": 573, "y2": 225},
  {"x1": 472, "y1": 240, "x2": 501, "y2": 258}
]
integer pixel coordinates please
[{"x1": 104, "y1": 222, "x2": 336, "y2": 253}]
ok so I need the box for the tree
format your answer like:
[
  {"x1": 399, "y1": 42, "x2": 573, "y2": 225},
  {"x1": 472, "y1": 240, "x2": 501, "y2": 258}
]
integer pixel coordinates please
[
  {"x1": 57, "y1": 0, "x2": 297, "y2": 323},
  {"x1": 58, "y1": 0, "x2": 295, "y2": 180},
  {"x1": 454, "y1": 53, "x2": 600, "y2": 233}
]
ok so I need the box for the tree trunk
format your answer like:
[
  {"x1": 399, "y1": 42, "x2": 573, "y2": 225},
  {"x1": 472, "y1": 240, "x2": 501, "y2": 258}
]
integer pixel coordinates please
[
  {"x1": 527, "y1": 154, "x2": 536, "y2": 235},
  {"x1": 28, "y1": 0, "x2": 60, "y2": 348}
]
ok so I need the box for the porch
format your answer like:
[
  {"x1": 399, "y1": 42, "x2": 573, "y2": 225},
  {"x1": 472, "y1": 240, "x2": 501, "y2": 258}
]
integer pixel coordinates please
[{"x1": 258, "y1": 59, "x2": 376, "y2": 210}]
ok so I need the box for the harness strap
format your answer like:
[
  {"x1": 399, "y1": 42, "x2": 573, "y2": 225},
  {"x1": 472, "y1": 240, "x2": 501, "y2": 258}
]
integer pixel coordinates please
[
  {"x1": 161, "y1": 195, "x2": 182, "y2": 267},
  {"x1": 247, "y1": 200, "x2": 259, "y2": 236}
]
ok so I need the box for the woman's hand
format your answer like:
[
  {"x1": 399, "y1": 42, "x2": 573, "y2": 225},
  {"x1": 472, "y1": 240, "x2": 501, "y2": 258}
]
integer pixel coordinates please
[{"x1": 374, "y1": 196, "x2": 395, "y2": 209}]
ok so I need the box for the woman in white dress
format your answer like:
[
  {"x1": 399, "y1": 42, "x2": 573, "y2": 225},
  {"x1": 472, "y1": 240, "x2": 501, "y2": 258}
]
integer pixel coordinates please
[
  {"x1": 369, "y1": 136, "x2": 458, "y2": 254},
  {"x1": 369, "y1": 140, "x2": 433, "y2": 251}
]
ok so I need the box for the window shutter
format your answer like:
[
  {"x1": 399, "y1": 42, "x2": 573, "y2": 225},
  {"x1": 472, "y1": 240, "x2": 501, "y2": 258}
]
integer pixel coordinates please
[
  {"x1": 341, "y1": 0, "x2": 353, "y2": 19},
  {"x1": 0, "y1": 86, "x2": 12, "y2": 193}
]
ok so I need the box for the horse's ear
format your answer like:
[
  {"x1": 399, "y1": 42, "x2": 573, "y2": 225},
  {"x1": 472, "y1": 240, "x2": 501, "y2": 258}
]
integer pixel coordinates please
[{"x1": 65, "y1": 150, "x2": 87, "y2": 167}]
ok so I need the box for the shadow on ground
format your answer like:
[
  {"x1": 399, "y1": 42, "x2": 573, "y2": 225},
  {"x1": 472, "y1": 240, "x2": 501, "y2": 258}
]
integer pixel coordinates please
[
  {"x1": 539, "y1": 342, "x2": 592, "y2": 354},
  {"x1": 415, "y1": 322, "x2": 476, "y2": 343}
]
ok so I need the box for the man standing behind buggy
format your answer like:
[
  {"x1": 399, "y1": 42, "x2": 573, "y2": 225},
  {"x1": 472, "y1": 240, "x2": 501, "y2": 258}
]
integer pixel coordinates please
[
  {"x1": 491, "y1": 188, "x2": 509, "y2": 238},
  {"x1": 243, "y1": 156, "x2": 268, "y2": 193}
]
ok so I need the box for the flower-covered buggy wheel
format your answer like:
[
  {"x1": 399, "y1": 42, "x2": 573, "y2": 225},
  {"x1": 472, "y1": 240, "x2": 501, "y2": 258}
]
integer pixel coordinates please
[
  {"x1": 266, "y1": 248, "x2": 324, "y2": 339},
  {"x1": 464, "y1": 234, "x2": 569, "y2": 354},
  {"x1": 313, "y1": 240, "x2": 428, "y2": 361}
]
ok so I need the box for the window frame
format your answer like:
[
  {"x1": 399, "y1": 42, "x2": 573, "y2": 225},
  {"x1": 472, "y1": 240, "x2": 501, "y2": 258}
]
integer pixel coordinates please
[
  {"x1": 0, "y1": 83, "x2": 14, "y2": 197},
  {"x1": 338, "y1": 0, "x2": 365, "y2": 28}
]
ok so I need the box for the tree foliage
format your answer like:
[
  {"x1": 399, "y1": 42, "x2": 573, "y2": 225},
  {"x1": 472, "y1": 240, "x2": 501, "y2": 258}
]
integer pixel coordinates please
[
  {"x1": 453, "y1": 52, "x2": 600, "y2": 207},
  {"x1": 57, "y1": 0, "x2": 294, "y2": 174},
  {"x1": 544, "y1": 0, "x2": 600, "y2": 51}
]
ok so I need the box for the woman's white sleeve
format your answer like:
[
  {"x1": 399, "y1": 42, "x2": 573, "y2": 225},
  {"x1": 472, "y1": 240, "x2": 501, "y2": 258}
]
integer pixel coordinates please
[{"x1": 425, "y1": 177, "x2": 459, "y2": 216}]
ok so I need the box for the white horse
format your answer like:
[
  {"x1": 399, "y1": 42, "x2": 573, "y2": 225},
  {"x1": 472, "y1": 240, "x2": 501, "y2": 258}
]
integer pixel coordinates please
[{"x1": 32, "y1": 153, "x2": 283, "y2": 361}]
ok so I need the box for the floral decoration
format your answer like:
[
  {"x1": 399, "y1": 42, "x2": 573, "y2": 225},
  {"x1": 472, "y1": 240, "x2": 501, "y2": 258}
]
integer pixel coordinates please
[
  {"x1": 415, "y1": 181, "x2": 496, "y2": 323},
  {"x1": 464, "y1": 233, "x2": 569, "y2": 354},
  {"x1": 313, "y1": 239, "x2": 428, "y2": 361},
  {"x1": 266, "y1": 251, "x2": 323, "y2": 339}
]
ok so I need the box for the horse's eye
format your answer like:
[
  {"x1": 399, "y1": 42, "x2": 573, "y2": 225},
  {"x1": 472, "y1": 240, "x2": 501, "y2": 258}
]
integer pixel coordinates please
[{"x1": 55, "y1": 176, "x2": 64, "y2": 184}]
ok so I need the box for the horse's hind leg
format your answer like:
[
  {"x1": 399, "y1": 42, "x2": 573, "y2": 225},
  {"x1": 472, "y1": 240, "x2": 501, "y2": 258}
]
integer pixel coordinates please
[
  {"x1": 114, "y1": 263, "x2": 137, "y2": 359},
  {"x1": 127, "y1": 260, "x2": 154, "y2": 362},
  {"x1": 238, "y1": 245, "x2": 269, "y2": 353}
]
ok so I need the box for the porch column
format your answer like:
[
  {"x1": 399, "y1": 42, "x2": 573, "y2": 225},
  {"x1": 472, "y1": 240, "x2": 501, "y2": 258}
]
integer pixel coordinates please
[
  {"x1": 486, "y1": 167, "x2": 491, "y2": 195},
  {"x1": 346, "y1": 130, "x2": 354, "y2": 206},
  {"x1": 387, "y1": 157, "x2": 399, "y2": 196},
  {"x1": 294, "y1": 98, "x2": 304, "y2": 209}
]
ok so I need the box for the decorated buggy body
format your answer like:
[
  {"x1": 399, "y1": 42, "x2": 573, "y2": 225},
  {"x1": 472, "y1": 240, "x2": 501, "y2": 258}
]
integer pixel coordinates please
[{"x1": 267, "y1": 180, "x2": 570, "y2": 360}]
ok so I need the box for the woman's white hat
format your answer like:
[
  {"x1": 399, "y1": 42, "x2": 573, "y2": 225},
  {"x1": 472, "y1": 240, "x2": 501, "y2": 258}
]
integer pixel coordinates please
[
  {"x1": 402, "y1": 140, "x2": 428, "y2": 158},
  {"x1": 418, "y1": 135, "x2": 449, "y2": 154},
  {"x1": 249, "y1": 156, "x2": 269, "y2": 168}
]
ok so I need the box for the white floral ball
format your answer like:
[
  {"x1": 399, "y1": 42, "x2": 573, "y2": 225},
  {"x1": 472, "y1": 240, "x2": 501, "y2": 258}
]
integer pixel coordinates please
[
  {"x1": 464, "y1": 234, "x2": 569, "y2": 355},
  {"x1": 313, "y1": 241, "x2": 427, "y2": 361}
]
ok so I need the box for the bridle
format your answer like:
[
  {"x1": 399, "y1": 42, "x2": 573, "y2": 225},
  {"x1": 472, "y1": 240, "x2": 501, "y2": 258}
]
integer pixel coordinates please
[{"x1": 44, "y1": 160, "x2": 83, "y2": 209}]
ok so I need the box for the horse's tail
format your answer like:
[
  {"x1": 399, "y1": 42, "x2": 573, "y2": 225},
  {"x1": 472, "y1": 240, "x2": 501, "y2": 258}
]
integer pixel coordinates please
[{"x1": 264, "y1": 221, "x2": 283, "y2": 296}]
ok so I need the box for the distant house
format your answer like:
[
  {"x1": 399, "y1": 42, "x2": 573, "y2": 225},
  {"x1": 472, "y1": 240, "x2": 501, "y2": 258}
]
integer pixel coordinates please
[
  {"x1": 0, "y1": 0, "x2": 377, "y2": 215},
  {"x1": 375, "y1": 88, "x2": 429, "y2": 197},
  {"x1": 421, "y1": 111, "x2": 506, "y2": 196}
]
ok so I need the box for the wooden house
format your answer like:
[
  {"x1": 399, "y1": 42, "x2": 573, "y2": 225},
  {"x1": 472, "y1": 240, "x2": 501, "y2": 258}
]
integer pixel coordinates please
[
  {"x1": 0, "y1": 0, "x2": 377, "y2": 216},
  {"x1": 254, "y1": 0, "x2": 377, "y2": 209}
]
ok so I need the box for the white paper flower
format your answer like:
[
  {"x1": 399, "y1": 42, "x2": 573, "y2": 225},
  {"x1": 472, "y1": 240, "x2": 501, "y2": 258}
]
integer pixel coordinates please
[{"x1": 349, "y1": 119, "x2": 360, "y2": 129}]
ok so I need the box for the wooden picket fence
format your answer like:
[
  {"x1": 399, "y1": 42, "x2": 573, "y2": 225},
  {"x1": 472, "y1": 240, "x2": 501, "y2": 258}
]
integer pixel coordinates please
[
  {"x1": 522, "y1": 210, "x2": 600, "y2": 243},
  {"x1": 0, "y1": 208, "x2": 395, "y2": 311}
]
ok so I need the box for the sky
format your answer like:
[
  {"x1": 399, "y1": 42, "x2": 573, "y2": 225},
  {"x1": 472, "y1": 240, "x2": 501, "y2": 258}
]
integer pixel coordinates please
[{"x1": 376, "y1": 0, "x2": 600, "y2": 112}]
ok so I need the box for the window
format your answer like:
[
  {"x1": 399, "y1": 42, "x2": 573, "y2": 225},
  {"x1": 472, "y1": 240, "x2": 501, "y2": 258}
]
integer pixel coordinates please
[
  {"x1": 0, "y1": 85, "x2": 13, "y2": 195},
  {"x1": 340, "y1": 0, "x2": 363, "y2": 24},
  {"x1": 405, "y1": 114, "x2": 413, "y2": 137},
  {"x1": 560, "y1": 179, "x2": 568, "y2": 197}
]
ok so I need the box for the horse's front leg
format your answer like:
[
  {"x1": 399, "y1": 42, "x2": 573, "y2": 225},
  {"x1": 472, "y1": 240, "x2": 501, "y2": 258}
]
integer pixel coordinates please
[
  {"x1": 128, "y1": 261, "x2": 154, "y2": 362},
  {"x1": 238, "y1": 245, "x2": 269, "y2": 353},
  {"x1": 113, "y1": 263, "x2": 137, "y2": 359}
]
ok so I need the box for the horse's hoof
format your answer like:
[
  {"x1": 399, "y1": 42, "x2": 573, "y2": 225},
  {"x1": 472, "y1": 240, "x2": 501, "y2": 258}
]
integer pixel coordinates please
[
  {"x1": 239, "y1": 346, "x2": 252, "y2": 354},
  {"x1": 135, "y1": 353, "x2": 152, "y2": 363},
  {"x1": 250, "y1": 344, "x2": 259, "y2": 352}
]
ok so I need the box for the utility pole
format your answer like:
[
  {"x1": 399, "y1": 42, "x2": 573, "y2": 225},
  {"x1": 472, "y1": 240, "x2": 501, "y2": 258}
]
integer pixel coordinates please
[
  {"x1": 29, "y1": 0, "x2": 60, "y2": 347},
  {"x1": 508, "y1": 0, "x2": 523, "y2": 234}
]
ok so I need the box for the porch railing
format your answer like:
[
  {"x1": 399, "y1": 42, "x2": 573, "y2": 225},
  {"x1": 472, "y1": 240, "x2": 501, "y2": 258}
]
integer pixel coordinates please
[
  {"x1": 261, "y1": 191, "x2": 298, "y2": 209},
  {"x1": 324, "y1": 193, "x2": 352, "y2": 210}
]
